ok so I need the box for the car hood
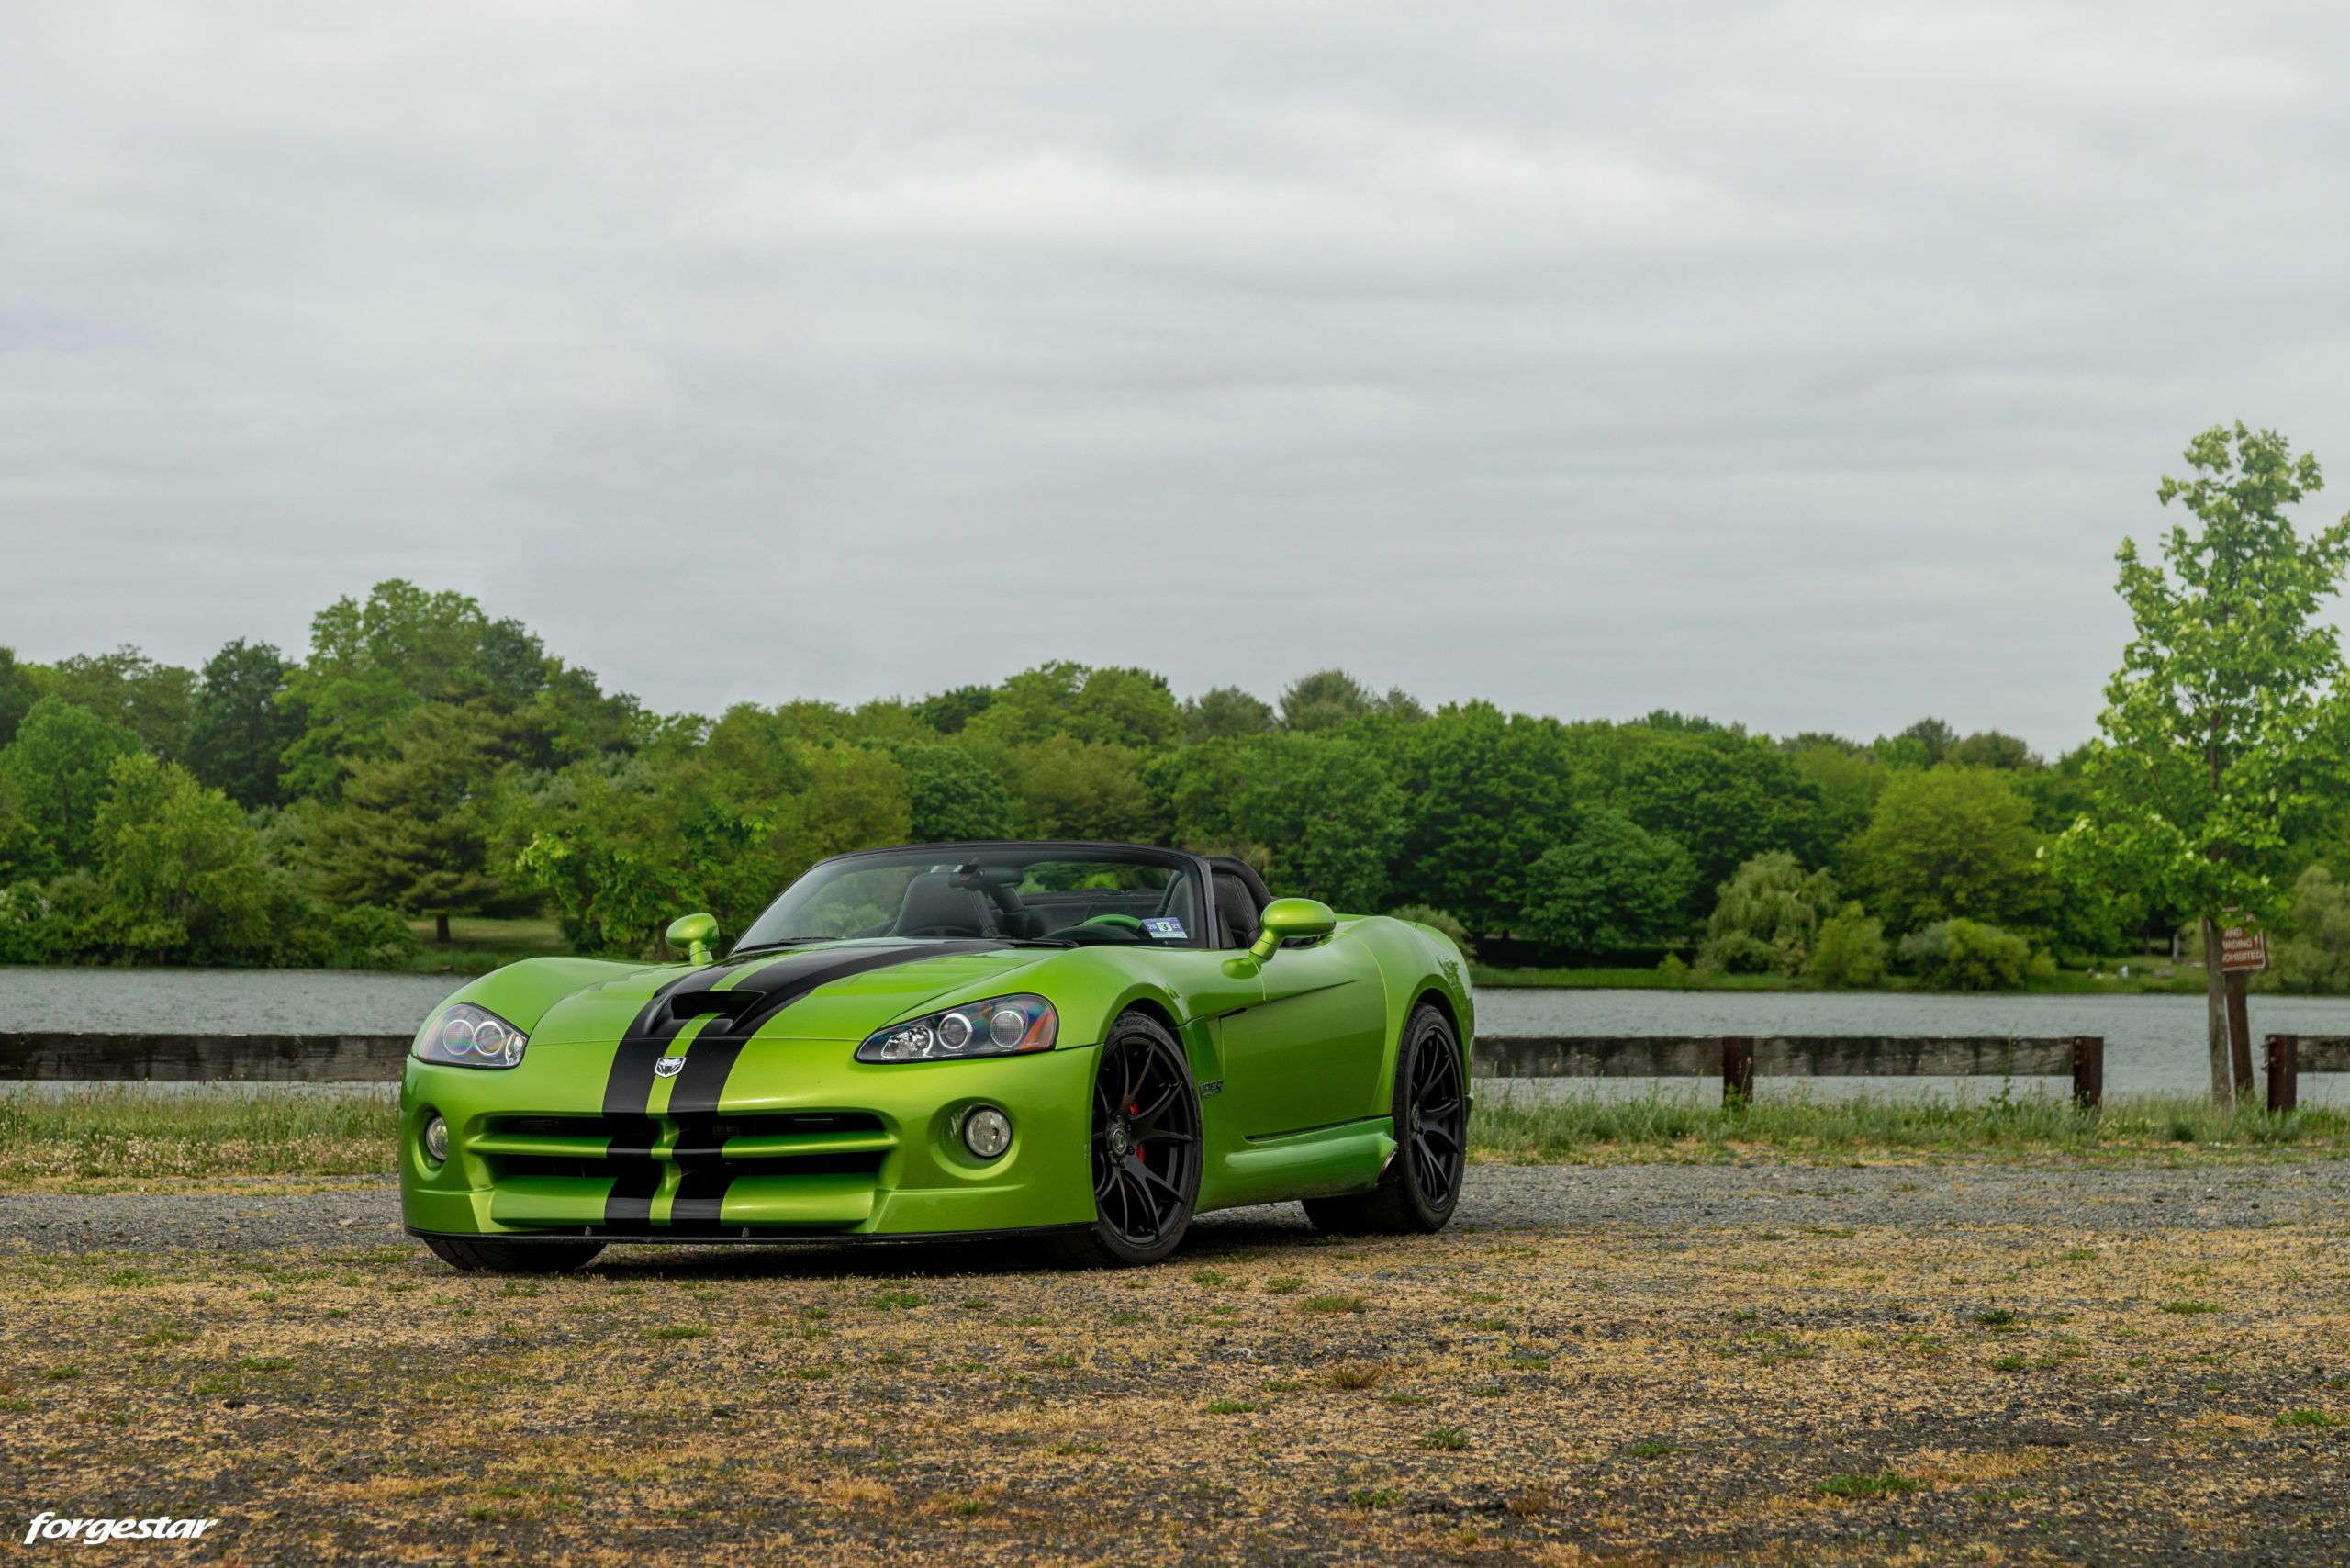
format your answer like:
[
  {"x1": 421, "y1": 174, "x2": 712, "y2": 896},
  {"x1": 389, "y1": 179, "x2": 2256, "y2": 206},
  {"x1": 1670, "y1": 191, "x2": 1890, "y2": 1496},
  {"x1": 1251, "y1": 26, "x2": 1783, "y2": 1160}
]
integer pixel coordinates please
[{"x1": 523, "y1": 942, "x2": 1052, "y2": 1047}]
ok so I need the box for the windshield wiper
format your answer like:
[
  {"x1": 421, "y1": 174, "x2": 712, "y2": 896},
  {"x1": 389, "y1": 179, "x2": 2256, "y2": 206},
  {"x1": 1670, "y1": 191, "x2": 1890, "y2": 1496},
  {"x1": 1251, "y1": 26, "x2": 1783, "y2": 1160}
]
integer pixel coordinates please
[{"x1": 723, "y1": 937, "x2": 844, "y2": 957}]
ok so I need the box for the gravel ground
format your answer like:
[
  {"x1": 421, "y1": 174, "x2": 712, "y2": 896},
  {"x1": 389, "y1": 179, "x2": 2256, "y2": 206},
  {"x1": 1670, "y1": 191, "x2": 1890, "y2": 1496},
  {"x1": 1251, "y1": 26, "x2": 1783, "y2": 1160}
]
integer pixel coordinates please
[
  {"x1": 3, "y1": 1159, "x2": 2342, "y2": 1257},
  {"x1": 9, "y1": 1160, "x2": 2348, "y2": 1564}
]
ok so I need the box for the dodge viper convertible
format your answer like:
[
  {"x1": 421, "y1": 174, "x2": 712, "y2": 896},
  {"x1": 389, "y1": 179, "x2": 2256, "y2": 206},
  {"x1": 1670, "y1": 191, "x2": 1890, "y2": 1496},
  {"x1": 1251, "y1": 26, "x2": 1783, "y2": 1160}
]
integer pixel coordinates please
[{"x1": 402, "y1": 841, "x2": 1473, "y2": 1271}]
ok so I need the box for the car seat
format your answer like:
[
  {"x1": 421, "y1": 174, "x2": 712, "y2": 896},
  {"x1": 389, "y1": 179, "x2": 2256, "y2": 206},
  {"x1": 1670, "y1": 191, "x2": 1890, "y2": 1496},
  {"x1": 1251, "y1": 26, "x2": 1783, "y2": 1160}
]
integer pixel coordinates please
[{"x1": 1205, "y1": 857, "x2": 1272, "y2": 949}]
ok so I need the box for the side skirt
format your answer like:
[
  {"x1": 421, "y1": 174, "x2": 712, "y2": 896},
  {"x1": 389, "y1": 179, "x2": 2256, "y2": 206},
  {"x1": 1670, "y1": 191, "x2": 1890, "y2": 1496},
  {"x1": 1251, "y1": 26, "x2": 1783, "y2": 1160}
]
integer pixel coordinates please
[
  {"x1": 406, "y1": 1222, "x2": 1092, "y2": 1249},
  {"x1": 1195, "y1": 1115, "x2": 1395, "y2": 1213}
]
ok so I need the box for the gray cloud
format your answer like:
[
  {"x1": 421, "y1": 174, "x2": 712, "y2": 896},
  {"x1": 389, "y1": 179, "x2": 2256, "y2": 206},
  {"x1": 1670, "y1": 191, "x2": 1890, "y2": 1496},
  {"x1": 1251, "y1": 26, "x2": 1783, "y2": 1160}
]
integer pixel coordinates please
[{"x1": 4, "y1": 1, "x2": 2346, "y2": 752}]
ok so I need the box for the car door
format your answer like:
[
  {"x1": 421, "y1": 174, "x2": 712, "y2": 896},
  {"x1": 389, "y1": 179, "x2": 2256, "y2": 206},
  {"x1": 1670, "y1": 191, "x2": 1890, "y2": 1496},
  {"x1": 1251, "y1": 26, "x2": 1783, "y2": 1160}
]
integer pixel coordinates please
[{"x1": 1215, "y1": 935, "x2": 1389, "y2": 1139}]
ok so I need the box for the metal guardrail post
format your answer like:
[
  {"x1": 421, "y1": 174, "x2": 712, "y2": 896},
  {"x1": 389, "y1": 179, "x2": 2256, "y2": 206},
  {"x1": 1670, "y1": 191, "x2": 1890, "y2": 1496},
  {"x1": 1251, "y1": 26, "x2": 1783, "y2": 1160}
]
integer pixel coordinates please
[
  {"x1": 2266, "y1": 1034, "x2": 2299, "y2": 1114},
  {"x1": 1721, "y1": 1036, "x2": 1754, "y2": 1106},
  {"x1": 2071, "y1": 1036, "x2": 2103, "y2": 1109}
]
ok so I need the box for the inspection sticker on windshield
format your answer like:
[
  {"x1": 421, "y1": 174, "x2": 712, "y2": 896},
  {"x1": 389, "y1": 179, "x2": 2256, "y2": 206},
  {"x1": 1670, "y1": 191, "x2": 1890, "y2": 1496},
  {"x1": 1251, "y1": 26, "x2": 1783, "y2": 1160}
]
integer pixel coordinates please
[{"x1": 1142, "y1": 917, "x2": 1187, "y2": 940}]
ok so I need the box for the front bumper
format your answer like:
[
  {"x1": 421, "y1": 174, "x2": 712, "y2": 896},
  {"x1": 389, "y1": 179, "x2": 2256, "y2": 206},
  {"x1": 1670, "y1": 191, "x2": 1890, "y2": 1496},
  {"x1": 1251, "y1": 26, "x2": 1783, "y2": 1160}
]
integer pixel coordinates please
[{"x1": 400, "y1": 1037, "x2": 1099, "y2": 1240}]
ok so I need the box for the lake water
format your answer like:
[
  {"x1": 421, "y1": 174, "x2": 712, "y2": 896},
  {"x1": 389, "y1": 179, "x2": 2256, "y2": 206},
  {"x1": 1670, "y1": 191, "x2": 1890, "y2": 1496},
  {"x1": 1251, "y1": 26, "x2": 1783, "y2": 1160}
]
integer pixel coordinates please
[{"x1": 3, "y1": 968, "x2": 2344, "y2": 1103}]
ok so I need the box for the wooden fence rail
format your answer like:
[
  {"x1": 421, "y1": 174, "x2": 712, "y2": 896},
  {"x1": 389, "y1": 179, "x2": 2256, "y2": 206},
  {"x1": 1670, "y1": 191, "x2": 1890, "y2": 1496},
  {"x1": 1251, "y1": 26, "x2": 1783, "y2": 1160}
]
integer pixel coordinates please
[
  {"x1": 1472, "y1": 1035, "x2": 2108, "y2": 1107},
  {"x1": 0, "y1": 1033, "x2": 411, "y2": 1083},
  {"x1": 3, "y1": 1031, "x2": 2344, "y2": 1110}
]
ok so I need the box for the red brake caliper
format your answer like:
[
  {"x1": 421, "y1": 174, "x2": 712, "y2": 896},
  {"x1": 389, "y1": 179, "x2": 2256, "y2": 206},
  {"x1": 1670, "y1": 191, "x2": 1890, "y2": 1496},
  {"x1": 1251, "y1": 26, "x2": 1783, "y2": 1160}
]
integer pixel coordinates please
[{"x1": 1129, "y1": 1103, "x2": 1144, "y2": 1161}]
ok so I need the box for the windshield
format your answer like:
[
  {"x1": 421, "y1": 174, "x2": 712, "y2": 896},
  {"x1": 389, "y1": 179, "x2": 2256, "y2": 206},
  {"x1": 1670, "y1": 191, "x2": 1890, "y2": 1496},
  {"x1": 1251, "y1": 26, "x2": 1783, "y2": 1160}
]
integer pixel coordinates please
[{"x1": 734, "y1": 846, "x2": 1206, "y2": 952}]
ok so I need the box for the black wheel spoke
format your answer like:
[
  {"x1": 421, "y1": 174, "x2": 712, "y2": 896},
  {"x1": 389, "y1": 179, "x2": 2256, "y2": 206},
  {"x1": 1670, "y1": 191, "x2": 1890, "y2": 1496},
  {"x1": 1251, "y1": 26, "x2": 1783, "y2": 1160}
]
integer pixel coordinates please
[
  {"x1": 1400, "y1": 1022, "x2": 1465, "y2": 1211},
  {"x1": 1088, "y1": 1021, "x2": 1201, "y2": 1250}
]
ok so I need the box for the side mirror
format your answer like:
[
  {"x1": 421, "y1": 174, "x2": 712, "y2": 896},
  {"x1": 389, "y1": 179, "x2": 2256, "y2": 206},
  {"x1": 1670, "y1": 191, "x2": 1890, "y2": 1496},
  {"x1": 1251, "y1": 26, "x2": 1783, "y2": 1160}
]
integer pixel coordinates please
[
  {"x1": 1249, "y1": 897, "x2": 1337, "y2": 961},
  {"x1": 666, "y1": 913, "x2": 720, "y2": 967}
]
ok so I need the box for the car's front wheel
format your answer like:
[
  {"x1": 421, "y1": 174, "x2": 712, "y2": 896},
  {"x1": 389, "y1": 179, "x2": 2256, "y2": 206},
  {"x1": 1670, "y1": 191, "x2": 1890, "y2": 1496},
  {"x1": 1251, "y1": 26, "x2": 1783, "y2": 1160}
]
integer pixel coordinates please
[
  {"x1": 420, "y1": 1236, "x2": 607, "y2": 1274},
  {"x1": 1304, "y1": 1002, "x2": 1466, "y2": 1235},
  {"x1": 1039, "y1": 1010, "x2": 1202, "y2": 1267}
]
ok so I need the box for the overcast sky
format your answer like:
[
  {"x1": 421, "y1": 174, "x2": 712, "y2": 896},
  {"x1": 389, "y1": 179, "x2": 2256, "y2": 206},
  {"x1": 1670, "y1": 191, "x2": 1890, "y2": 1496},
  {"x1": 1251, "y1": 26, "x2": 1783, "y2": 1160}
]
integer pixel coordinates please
[{"x1": 5, "y1": 2, "x2": 2346, "y2": 752}]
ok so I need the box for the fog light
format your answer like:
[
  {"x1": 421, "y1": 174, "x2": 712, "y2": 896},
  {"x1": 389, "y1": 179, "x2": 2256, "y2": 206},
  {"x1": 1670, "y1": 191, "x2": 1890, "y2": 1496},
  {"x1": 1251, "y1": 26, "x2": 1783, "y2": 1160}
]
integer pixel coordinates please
[
  {"x1": 962, "y1": 1106, "x2": 1012, "y2": 1159},
  {"x1": 422, "y1": 1114, "x2": 449, "y2": 1164}
]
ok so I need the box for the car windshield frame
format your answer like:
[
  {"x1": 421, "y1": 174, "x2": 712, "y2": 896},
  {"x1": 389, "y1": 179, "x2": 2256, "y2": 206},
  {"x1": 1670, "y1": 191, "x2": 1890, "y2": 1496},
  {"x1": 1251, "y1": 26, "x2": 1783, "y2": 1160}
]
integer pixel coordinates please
[{"x1": 731, "y1": 841, "x2": 1214, "y2": 954}]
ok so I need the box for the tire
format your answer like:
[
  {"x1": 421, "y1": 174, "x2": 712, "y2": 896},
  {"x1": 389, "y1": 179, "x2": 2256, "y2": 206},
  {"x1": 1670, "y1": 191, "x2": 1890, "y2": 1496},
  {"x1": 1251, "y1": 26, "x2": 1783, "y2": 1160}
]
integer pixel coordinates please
[
  {"x1": 1035, "y1": 1010, "x2": 1203, "y2": 1268},
  {"x1": 1303, "y1": 1002, "x2": 1467, "y2": 1236},
  {"x1": 421, "y1": 1235, "x2": 607, "y2": 1274}
]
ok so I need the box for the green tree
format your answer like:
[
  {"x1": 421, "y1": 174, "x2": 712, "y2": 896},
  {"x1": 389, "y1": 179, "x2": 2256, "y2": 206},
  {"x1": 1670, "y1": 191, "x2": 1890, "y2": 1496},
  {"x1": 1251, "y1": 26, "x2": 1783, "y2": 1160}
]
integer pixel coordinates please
[
  {"x1": 1180, "y1": 686, "x2": 1276, "y2": 743},
  {"x1": 91, "y1": 752, "x2": 273, "y2": 961},
  {"x1": 0, "y1": 698, "x2": 143, "y2": 872},
  {"x1": 892, "y1": 742, "x2": 1018, "y2": 842},
  {"x1": 279, "y1": 580, "x2": 518, "y2": 801},
  {"x1": 1228, "y1": 735, "x2": 1405, "y2": 913},
  {"x1": 1854, "y1": 767, "x2": 2041, "y2": 935},
  {"x1": 968, "y1": 663, "x2": 1181, "y2": 752},
  {"x1": 1373, "y1": 702, "x2": 1579, "y2": 934},
  {"x1": 1778, "y1": 733, "x2": 1888, "y2": 853},
  {"x1": 1279, "y1": 669, "x2": 1425, "y2": 732},
  {"x1": 1614, "y1": 734, "x2": 1830, "y2": 921},
  {"x1": 917, "y1": 684, "x2": 996, "y2": 735},
  {"x1": 1948, "y1": 730, "x2": 2039, "y2": 770},
  {"x1": 308, "y1": 695, "x2": 556, "y2": 940},
  {"x1": 185, "y1": 640, "x2": 305, "y2": 810},
  {"x1": 2275, "y1": 866, "x2": 2350, "y2": 991},
  {"x1": 1517, "y1": 810, "x2": 1695, "y2": 957},
  {"x1": 2056, "y1": 423, "x2": 2350, "y2": 1103},
  {"x1": 1807, "y1": 903, "x2": 1886, "y2": 987},
  {"x1": 1014, "y1": 735, "x2": 1158, "y2": 843},
  {"x1": 504, "y1": 756, "x2": 777, "y2": 957},
  {"x1": 1702, "y1": 851, "x2": 1838, "y2": 974},
  {"x1": 0, "y1": 647, "x2": 39, "y2": 748},
  {"x1": 40, "y1": 647, "x2": 198, "y2": 760},
  {"x1": 1897, "y1": 919, "x2": 2047, "y2": 991},
  {"x1": 1886, "y1": 717, "x2": 1957, "y2": 767}
]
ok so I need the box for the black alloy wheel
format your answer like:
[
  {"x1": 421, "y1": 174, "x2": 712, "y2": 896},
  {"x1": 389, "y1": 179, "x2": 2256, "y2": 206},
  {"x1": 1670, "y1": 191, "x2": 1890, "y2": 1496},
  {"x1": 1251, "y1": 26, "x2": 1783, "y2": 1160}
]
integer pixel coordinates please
[
  {"x1": 1044, "y1": 1010, "x2": 1202, "y2": 1267},
  {"x1": 1304, "y1": 1002, "x2": 1467, "y2": 1235}
]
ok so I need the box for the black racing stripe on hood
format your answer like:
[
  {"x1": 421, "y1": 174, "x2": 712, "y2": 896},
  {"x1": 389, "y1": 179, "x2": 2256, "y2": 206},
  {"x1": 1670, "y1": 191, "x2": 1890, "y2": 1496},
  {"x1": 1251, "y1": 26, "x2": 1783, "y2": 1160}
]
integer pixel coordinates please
[
  {"x1": 663, "y1": 942, "x2": 1002, "y2": 1120},
  {"x1": 600, "y1": 963, "x2": 746, "y2": 1117},
  {"x1": 598, "y1": 966, "x2": 752, "y2": 1227}
]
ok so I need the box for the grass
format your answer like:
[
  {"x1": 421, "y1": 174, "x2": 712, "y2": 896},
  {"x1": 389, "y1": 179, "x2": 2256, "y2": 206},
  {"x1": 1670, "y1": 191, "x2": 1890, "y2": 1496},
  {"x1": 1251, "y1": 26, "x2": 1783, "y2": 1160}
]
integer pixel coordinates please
[
  {"x1": 1816, "y1": 1471, "x2": 1924, "y2": 1498},
  {"x1": 1469, "y1": 1082, "x2": 2350, "y2": 1160},
  {"x1": 395, "y1": 915, "x2": 572, "y2": 975},
  {"x1": 4, "y1": 1077, "x2": 2344, "y2": 1186},
  {"x1": 0, "y1": 1082, "x2": 397, "y2": 1184}
]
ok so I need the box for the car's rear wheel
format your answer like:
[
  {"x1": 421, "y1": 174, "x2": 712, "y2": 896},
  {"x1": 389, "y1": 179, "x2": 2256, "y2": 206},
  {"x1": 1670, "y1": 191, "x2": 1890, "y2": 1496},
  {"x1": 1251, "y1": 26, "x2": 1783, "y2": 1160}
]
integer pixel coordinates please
[
  {"x1": 1038, "y1": 1010, "x2": 1202, "y2": 1268},
  {"x1": 1304, "y1": 1002, "x2": 1466, "y2": 1236},
  {"x1": 420, "y1": 1236, "x2": 607, "y2": 1274}
]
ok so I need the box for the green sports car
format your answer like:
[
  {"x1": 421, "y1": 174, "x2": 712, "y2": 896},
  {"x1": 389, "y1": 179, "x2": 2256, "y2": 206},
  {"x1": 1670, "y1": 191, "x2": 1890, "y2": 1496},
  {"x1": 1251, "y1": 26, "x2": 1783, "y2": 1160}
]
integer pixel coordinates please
[{"x1": 402, "y1": 841, "x2": 1473, "y2": 1271}]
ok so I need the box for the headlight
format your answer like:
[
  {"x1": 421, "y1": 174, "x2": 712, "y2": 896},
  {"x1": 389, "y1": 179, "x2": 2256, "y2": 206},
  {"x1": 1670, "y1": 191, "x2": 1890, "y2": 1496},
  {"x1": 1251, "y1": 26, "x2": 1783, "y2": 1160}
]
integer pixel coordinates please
[
  {"x1": 422, "y1": 1114, "x2": 449, "y2": 1163},
  {"x1": 856, "y1": 994, "x2": 1057, "y2": 1063},
  {"x1": 412, "y1": 1002, "x2": 529, "y2": 1069}
]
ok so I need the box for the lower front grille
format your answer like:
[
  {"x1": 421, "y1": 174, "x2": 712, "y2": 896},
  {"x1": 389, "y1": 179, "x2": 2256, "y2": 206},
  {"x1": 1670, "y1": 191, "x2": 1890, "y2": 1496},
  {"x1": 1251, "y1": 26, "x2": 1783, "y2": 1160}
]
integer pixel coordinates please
[
  {"x1": 499, "y1": 1151, "x2": 887, "y2": 1181},
  {"x1": 490, "y1": 1112, "x2": 884, "y2": 1140}
]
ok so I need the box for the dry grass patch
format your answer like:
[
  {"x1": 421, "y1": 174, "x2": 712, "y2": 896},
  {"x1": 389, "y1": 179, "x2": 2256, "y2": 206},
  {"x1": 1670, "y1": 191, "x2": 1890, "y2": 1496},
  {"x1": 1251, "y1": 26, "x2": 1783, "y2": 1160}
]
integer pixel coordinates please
[{"x1": 0, "y1": 1217, "x2": 2333, "y2": 1562}]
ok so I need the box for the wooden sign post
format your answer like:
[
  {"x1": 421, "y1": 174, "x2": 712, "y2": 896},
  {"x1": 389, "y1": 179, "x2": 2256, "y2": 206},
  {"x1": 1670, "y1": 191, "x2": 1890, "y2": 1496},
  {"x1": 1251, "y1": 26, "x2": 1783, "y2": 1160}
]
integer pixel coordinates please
[{"x1": 2219, "y1": 918, "x2": 2266, "y2": 1102}]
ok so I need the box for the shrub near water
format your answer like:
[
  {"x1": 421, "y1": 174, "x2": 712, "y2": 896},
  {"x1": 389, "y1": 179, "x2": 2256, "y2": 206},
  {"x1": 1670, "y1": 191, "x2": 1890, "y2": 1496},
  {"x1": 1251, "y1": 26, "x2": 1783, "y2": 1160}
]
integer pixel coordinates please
[{"x1": 0, "y1": 1084, "x2": 397, "y2": 1180}]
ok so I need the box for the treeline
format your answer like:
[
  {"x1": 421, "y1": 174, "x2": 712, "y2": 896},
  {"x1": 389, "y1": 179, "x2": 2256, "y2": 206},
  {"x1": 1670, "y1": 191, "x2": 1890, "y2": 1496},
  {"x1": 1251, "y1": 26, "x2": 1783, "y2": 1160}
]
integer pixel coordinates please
[{"x1": 6, "y1": 577, "x2": 2350, "y2": 986}]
